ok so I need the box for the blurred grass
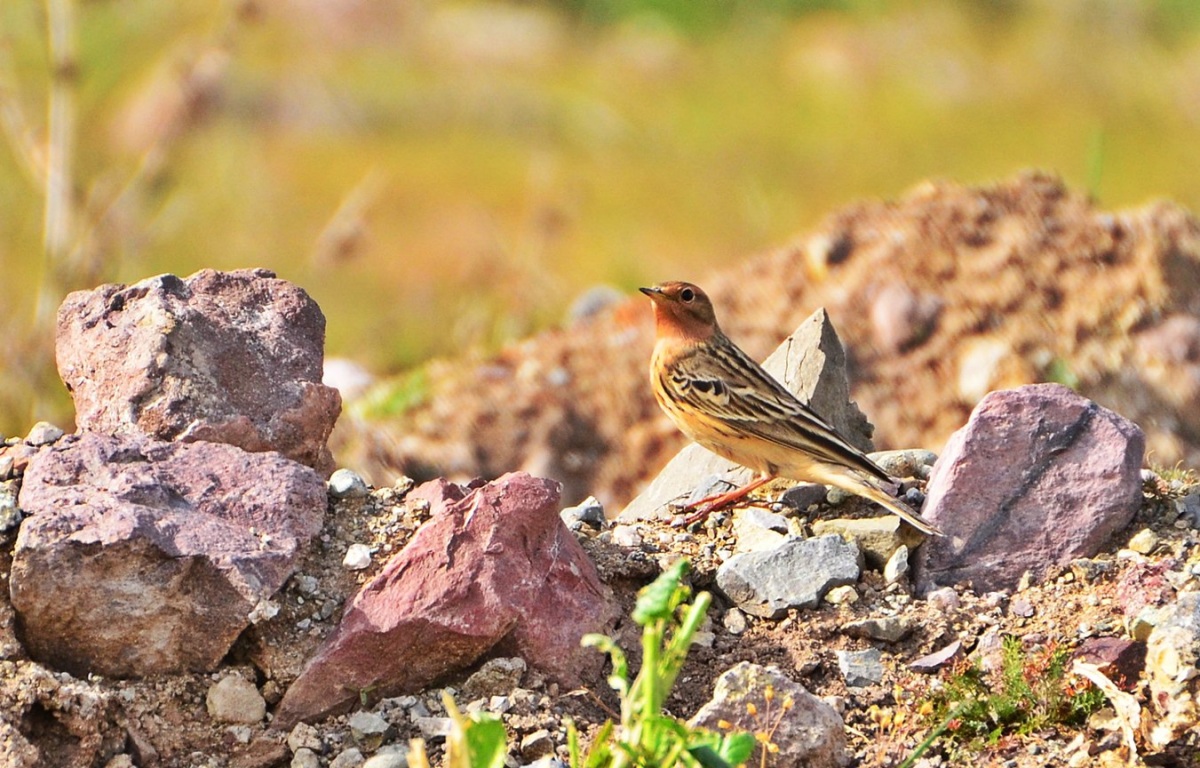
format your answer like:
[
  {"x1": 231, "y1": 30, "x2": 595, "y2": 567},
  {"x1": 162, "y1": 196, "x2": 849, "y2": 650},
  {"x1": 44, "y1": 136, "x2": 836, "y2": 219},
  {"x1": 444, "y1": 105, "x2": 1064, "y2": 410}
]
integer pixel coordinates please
[{"x1": 3, "y1": 0, "x2": 1200, "y2": 436}]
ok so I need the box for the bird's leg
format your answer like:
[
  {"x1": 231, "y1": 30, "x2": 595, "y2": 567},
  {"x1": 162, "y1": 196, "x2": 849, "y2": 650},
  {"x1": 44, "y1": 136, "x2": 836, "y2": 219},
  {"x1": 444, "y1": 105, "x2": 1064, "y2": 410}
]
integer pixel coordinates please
[{"x1": 677, "y1": 474, "x2": 774, "y2": 526}]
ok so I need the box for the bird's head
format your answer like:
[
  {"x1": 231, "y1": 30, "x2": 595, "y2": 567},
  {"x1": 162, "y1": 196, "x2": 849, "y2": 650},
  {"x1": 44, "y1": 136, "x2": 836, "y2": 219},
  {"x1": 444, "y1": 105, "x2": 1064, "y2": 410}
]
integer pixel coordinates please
[{"x1": 639, "y1": 281, "x2": 719, "y2": 341}]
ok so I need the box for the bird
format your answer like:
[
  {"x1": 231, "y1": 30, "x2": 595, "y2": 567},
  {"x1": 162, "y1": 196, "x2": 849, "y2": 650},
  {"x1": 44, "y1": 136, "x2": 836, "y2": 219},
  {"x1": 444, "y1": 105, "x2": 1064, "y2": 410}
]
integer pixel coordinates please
[{"x1": 639, "y1": 280, "x2": 941, "y2": 536}]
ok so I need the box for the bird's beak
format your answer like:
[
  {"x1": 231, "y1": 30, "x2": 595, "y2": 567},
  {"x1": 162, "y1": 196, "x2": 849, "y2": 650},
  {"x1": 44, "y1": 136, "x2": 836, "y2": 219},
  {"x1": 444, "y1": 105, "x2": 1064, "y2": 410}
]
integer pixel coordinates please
[{"x1": 639, "y1": 286, "x2": 663, "y2": 300}]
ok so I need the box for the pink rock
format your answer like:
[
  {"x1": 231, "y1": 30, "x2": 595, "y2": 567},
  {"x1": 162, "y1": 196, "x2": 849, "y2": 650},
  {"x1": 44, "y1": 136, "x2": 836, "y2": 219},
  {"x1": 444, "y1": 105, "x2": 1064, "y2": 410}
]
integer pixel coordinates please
[
  {"x1": 274, "y1": 472, "x2": 615, "y2": 728},
  {"x1": 56, "y1": 269, "x2": 341, "y2": 475},
  {"x1": 915, "y1": 383, "x2": 1144, "y2": 594},
  {"x1": 12, "y1": 433, "x2": 326, "y2": 677}
]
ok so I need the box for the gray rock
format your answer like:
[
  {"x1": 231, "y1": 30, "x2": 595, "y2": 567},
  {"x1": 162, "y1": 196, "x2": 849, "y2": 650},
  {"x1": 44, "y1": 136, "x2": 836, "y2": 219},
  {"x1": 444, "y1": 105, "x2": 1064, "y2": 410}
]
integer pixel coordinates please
[
  {"x1": 690, "y1": 662, "x2": 848, "y2": 768},
  {"x1": 56, "y1": 268, "x2": 341, "y2": 474},
  {"x1": 348, "y1": 711, "x2": 390, "y2": 751},
  {"x1": 1146, "y1": 592, "x2": 1200, "y2": 748},
  {"x1": 329, "y1": 469, "x2": 369, "y2": 499},
  {"x1": 287, "y1": 722, "x2": 323, "y2": 754},
  {"x1": 206, "y1": 675, "x2": 266, "y2": 724},
  {"x1": 462, "y1": 657, "x2": 527, "y2": 700},
  {"x1": 811, "y1": 517, "x2": 920, "y2": 570},
  {"x1": 842, "y1": 616, "x2": 913, "y2": 643},
  {"x1": 868, "y1": 449, "x2": 938, "y2": 481},
  {"x1": 363, "y1": 749, "x2": 409, "y2": 768},
  {"x1": 732, "y1": 508, "x2": 790, "y2": 553},
  {"x1": 716, "y1": 535, "x2": 862, "y2": 618},
  {"x1": 24, "y1": 422, "x2": 64, "y2": 447},
  {"x1": 1179, "y1": 491, "x2": 1200, "y2": 528},
  {"x1": 292, "y1": 748, "x2": 321, "y2": 768},
  {"x1": 836, "y1": 648, "x2": 883, "y2": 688},
  {"x1": 329, "y1": 748, "x2": 365, "y2": 768},
  {"x1": 0, "y1": 481, "x2": 22, "y2": 532},
  {"x1": 414, "y1": 716, "x2": 452, "y2": 741},
  {"x1": 560, "y1": 496, "x2": 604, "y2": 528},
  {"x1": 723, "y1": 608, "x2": 748, "y2": 636},
  {"x1": 12, "y1": 432, "x2": 326, "y2": 677},
  {"x1": 915, "y1": 384, "x2": 1144, "y2": 595},
  {"x1": 619, "y1": 308, "x2": 873, "y2": 522}
]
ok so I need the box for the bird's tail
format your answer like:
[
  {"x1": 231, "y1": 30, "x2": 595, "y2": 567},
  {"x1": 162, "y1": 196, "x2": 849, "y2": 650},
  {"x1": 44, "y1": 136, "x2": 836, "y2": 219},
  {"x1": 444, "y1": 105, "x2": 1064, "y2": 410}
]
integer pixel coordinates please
[{"x1": 814, "y1": 466, "x2": 943, "y2": 536}]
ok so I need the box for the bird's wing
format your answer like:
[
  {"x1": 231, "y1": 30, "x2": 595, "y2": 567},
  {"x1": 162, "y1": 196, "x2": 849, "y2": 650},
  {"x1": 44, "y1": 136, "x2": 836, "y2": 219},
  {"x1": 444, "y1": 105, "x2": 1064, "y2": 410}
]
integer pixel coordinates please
[{"x1": 667, "y1": 335, "x2": 890, "y2": 482}]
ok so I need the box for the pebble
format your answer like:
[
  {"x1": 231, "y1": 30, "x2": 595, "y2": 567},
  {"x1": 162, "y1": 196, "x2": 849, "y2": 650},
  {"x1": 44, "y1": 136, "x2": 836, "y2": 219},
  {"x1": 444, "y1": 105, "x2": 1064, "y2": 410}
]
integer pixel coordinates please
[
  {"x1": 520, "y1": 728, "x2": 554, "y2": 759},
  {"x1": 227, "y1": 725, "x2": 252, "y2": 744},
  {"x1": 288, "y1": 723, "x2": 323, "y2": 754},
  {"x1": 560, "y1": 496, "x2": 605, "y2": 528},
  {"x1": 836, "y1": 648, "x2": 884, "y2": 687},
  {"x1": 292, "y1": 749, "x2": 321, "y2": 768},
  {"x1": 0, "y1": 481, "x2": 22, "y2": 532},
  {"x1": 842, "y1": 616, "x2": 913, "y2": 643},
  {"x1": 723, "y1": 607, "x2": 747, "y2": 635},
  {"x1": 348, "y1": 711, "x2": 390, "y2": 751},
  {"x1": 205, "y1": 675, "x2": 266, "y2": 724},
  {"x1": 329, "y1": 748, "x2": 365, "y2": 768},
  {"x1": 925, "y1": 586, "x2": 960, "y2": 611},
  {"x1": 294, "y1": 574, "x2": 320, "y2": 596},
  {"x1": 363, "y1": 748, "x2": 410, "y2": 768},
  {"x1": 0, "y1": 455, "x2": 13, "y2": 480},
  {"x1": 825, "y1": 585, "x2": 859, "y2": 605},
  {"x1": 343, "y1": 543, "x2": 373, "y2": 570},
  {"x1": 329, "y1": 468, "x2": 370, "y2": 499},
  {"x1": 883, "y1": 545, "x2": 909, "y2": 584},
  {"x1": 1127, "y1": 528, "x2": 1159, "y2": 554},
  {"x1": 25, "y1": 421, "x2": 64, "y2": 446},
  {"x1": 414, "y1": 716, "x2": 452, "y2": 741},
  {"x1": 611, "y1": 525, "x2": 644, "y2": 548}
]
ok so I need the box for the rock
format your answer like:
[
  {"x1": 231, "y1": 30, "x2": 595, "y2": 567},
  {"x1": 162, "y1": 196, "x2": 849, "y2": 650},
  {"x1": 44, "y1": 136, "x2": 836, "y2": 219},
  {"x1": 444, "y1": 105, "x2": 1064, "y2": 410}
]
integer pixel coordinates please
[
  {"x1": 520, "y1": 729, "x2": 554, "y2": 759},
  {"x1": 1127, "y1": 528, "x2": 1159, "y2": 554},
  {"x1": 292, "y1": 748, "x2": 321, "y2": 768},
  {"x1": 619, "y1": 308, "x2": 873, "y2": 522},
  {"x1": 0, "y1": 480, "x2": 22, "y2": 532},
  {"x1": 12, "y1": 432, "x2": 325, "y2": 677},
  {"x1": 723, "y1": 607, "x2": 747, "y2": 635},
  {"x1": 207, "y1": 675, "x2": 267, "y2": 724},
  {"x1": 343, "y1": 543, "x2": 372, "y2": 570},
  {"x1": 1147, "y1": 592, "x2": 1200, "y2": 748},
  {"x1": 915, "y1": 384, "x2": 1144, "y2": 594},
  {"x1": 348, "y1": 712, "x2": 390, "y2": 752},
  {"x1": 414, "y1": 716, "x2": 452, "y2": 741},
  {"x1": 329, "y1": 469, "x2": 370, "y2": 499},
  {"x1": 883, "y1": 545, "x2": 909, "y2": 584},
  {"x1": 868, "y1": 449, "x2": 938, "y2": 480},
  {"x1": 560, "y1": 496, "x2": 604, "y2": 528},
  {"x1": 274, "y1": 473, "x2": 616, "y2": 727},
  {"x1": 842, "y1": 617, "x2": 913, "y2": 643},
  {"x1": 732, "y1": 508, "x2": 790, "y2": 553},
  {"x1": 287, "y1": 723, "x2": 323, "y2": 754},
  {"x1": 836, "y1": 648, "x2": 883, "y2": 688},
  {"x1": 363, "y1": 750, "x2": 410, "y2": 768},
  {"x1": 824, "y1": 585, "x2": 859, "y2": 605},
  {"x1": 24, "y1": 421, "x2": 64, "y2": 446},
  {"x1": 0, "y1": 662, "x2": 124, "y2": 767},
  {"x1": 329, "y1": 748, "x2": 365, "y2": 768},
  {"x1": 689, "y1": 662, "x2": 848, "y2": 768},
  {"x1": 462, "y1": 657, "x2": 527, "y2": 700},
  {"x1": 716, "y1": 535, "x2": 862, "y2": 618},
  {"x1": 910, "y1": 640, "x2": 962, "y2": 672},
  {"x1": 811, "y1": 517, "x2": 921, "y2": 570},
  {"x1": 610, "y1": 524, "x2": 643, "y2": 548},
  {"x1": 1073, "y1": 637, "x2": 1145, "y2": 692},
  {"x1": 56, "y1": 268, "x2": 341, "y2": 474},
  {"x1": 925, "y1": 586, "x2": 960, "y2": 612}
]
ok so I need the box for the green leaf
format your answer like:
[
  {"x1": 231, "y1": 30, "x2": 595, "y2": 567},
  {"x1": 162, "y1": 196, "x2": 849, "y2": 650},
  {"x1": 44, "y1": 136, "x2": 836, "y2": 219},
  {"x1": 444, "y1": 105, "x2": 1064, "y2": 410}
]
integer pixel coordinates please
[
  {"x1": 633, "y1": 560, "x2": 690, "y2": 625},
  {"x1": 464, "y1": 715, "x2": 508, "y2": 768}
]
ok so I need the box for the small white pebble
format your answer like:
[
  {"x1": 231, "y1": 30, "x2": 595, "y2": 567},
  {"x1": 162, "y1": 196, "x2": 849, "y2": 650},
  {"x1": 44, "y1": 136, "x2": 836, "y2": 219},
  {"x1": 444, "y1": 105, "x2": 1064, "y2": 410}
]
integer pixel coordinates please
[
  {"x1": 343, "y1": 543, "x2": 372, "y2": 570},
  {"x1": 1127, "y1": 528, "x2": 1159, "y2": 555},
  {"x1": 825, "y1": 585, "x2": 859, "y2": 605}
]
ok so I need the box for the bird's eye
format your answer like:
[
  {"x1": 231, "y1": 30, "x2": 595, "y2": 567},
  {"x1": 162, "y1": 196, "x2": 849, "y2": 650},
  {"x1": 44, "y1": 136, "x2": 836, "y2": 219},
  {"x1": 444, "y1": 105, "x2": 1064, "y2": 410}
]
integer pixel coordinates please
[{"x1": 680, "y1": 287, "x2": 695, "y2": 302}]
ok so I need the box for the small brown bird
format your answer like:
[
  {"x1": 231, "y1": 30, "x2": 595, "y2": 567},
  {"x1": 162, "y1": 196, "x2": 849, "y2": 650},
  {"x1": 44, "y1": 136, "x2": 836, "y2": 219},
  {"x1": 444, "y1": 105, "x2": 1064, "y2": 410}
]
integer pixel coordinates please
[{"x1": 640, "y1": 281, "x2": 940, "y2": 536}]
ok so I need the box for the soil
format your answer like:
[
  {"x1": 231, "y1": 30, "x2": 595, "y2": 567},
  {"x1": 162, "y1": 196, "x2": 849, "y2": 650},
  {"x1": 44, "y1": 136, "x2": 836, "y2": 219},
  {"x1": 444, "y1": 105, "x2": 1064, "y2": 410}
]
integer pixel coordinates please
[{"x1": 1, "y1": 466, "x2": 1198, "y2": 767}]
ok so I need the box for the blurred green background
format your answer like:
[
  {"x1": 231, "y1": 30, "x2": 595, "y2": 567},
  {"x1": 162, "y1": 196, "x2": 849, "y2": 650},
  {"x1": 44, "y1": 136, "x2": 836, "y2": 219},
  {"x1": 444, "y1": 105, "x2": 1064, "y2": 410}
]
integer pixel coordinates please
[{"x1": 3, "y1": 0, "x2": 1200, "y2": 437}]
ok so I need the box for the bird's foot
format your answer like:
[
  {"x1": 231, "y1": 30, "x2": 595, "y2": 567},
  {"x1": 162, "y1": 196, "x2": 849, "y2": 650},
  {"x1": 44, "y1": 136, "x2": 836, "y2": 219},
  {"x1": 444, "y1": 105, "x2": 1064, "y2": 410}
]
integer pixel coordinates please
[{"x1": 672, "y1": 475, "x2": 774, "y2": 527}]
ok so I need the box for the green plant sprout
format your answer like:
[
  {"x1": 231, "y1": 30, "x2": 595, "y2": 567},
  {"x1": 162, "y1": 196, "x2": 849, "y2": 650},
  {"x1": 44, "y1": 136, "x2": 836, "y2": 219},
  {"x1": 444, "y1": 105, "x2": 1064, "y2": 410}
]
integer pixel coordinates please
[{"x1": 570, "y1": 559, "x2": 756, "y2": 768}]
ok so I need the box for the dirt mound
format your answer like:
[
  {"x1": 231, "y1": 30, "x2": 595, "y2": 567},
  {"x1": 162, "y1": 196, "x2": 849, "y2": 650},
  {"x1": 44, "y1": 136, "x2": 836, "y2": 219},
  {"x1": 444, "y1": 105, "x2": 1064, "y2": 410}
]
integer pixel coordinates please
[{"x1": 344, "y1": 171, "x2": 1200, "y2": 508}]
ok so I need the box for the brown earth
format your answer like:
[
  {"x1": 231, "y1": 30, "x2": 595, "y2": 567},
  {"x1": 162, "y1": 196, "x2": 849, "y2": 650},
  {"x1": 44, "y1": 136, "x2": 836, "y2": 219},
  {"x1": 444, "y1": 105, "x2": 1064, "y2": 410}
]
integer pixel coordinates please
[{"x1": 340, "y1": 171, "x2": 1200, "y2": 510}]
